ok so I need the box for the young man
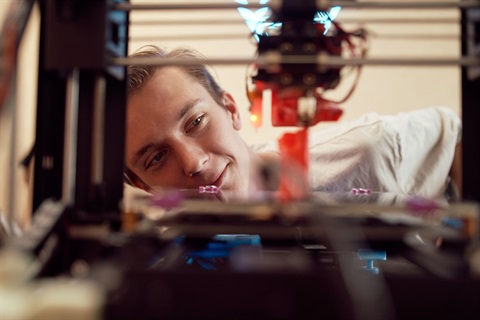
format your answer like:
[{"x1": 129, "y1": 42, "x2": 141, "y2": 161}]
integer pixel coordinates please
[
  {"x1": 124, "y1": 45, "x2": 462, "y2": 200},
  {"x1": 125, "y1": 46, "x2": 266, "y2": 198}
]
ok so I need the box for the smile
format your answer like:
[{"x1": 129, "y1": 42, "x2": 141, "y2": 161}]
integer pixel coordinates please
[{"x1": 211, "y1": 165, "x2": 228, "y2": 188}]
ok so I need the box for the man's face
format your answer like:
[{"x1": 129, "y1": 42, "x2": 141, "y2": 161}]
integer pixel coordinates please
[{"x1": 125, "y1": 67, "x2": 253, "y2": 194}]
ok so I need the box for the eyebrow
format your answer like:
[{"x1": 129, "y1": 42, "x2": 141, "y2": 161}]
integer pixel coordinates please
[
  {"x1": 178, "y1": 98, "x2": 202, "y2": 121},
  {"x1": 131, "y1": 143, "x2": 155, "y2": 168},
  {"x1": 130, "y1": 98, "x2": 203, "y2": 168}
]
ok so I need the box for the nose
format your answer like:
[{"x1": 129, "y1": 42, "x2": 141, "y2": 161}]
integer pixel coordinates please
[{"x1": 175, "y1": 140, "x2": 209, "y2": 177}]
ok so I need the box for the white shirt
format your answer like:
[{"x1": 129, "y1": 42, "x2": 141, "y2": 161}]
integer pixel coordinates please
[{"x1": 251, "y1": 107, "x2": 462, "y2": 198}]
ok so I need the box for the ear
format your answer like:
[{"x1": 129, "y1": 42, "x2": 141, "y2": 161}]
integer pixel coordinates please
[{"x1": 223, "y1": 92, "x2": 242, "y2": 131}]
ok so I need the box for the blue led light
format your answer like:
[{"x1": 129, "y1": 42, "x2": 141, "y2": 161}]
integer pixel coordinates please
[
  {"x1": 237, "y1": 6, "x2": 271, "y2": 33},
  {"x1": 235, "y1": 3, "x2": 274, "y2": 41},
  {"x1": 314, "y1": 6, "x2": 342, "y2": 34},
  {"x1": 235, "y1": 1, "x2": 342, "y2": 40}
]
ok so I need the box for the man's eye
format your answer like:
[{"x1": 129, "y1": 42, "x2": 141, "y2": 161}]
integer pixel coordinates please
[
  {"x1": 187, "y1": 115, "x2": 204, "y2": 132},
  {"x1": 147, "y1": 150, "x2": 167, "y2": 168}
]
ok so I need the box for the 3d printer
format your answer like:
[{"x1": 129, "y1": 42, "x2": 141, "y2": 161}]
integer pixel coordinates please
[{"x1": 1, "y1": 1, "x2": 480, "y2": 319}]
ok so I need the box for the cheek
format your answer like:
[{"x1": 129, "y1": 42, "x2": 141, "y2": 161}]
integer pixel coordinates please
[
  {"x1": 208, "y1": 114, "x2": 243, "y2": 147},
  {"x1": 209, "y1": 127, "x2": 242, "y2": 156}
]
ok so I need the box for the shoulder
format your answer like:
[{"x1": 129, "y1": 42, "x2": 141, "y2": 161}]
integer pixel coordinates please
[
  {"x1": 308, "y1": 111, "x2": 390, "y2": 156},
  {"x1": 250, "y1": 106, "x2": 461, "y2": 156},
  {"x1": 310, "y1": 106, "x2": 461, "y2": 147}
]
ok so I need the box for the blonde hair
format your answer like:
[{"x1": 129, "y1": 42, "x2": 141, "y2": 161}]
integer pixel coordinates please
[{"x1": 128, "y1": 45, "x2": 225, "y2": 106}]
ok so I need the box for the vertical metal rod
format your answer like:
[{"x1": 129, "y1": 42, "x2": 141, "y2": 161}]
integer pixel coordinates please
[
  {"x1": 7, "y1": 74, "x2": 18, "y2": 234},
  {"x1": 92, "y1": 74, "x2": 106, "y2": 185},
  {"x1": 62, "y1": 69, "x2": 80, "y2": 205}
]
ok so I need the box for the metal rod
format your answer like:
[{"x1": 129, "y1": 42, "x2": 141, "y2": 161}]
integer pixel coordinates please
[
  {"x1": 111, "y1": 55, "x2": 480, "y2": 67},
  {"x1": 91, "y1": 74, "x2": 106, "y2": 186},
  {"x1": 331, "y1": 0, "x2": 480, "y2": 9},
  {"x1": 129, "y1": 34, "x2": 255, "y2": 41},
  {"x1": 131, "y1": 19, "x2": 245, "y2": 26},
  {"x1": 62, "y1": 69, "x2": 80, "y2": 206},
  {"x1": 7, "y1": 74, "x2": 18, "y2": 234},
  {"x1": 112, "y1": 1, "x2": 480, "y2": 11},
  {"x1": 368, "y1": 34, "x2": 460, "y2": 40},
  {"x1": 335, "y1": 18, "x2": 460, "y2": 24},
  {"x1": 112, "y1": 2, "x2": 263, "y2": 11},
  {"x1": 129, "y1": 33, "x2": 460, "y2": 42},
  {"x1": 130, "y1": 17, "x2": 459, "y2": 26}
]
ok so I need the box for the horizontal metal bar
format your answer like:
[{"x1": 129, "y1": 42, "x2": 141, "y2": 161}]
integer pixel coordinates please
[
  {"x1": 113, "y1": 2, "x2": 256, "y2": 11},
  {"x1": 129, "y1": 18, "x2": 460, "y2": 26},
  {"x1": 129, "y1": 34, "x2": 254, "y2": 41},
  {"x1": 112, "y1": 1, "x2": 480, "y2": 11},
  {"x1": 128, "y1": 33, "x2": 460, "y2": 42},
  {"x1": 111, "y1": 55, "x2": 479, "y2": 67},
  {"x1": 131, "y1": 19, "x2": 245, "y2": 26},
  {"x1": 333, "y1": 0, "x2": 480, "y2": 9}
]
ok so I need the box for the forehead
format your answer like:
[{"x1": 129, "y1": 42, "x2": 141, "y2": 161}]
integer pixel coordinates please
[
  {"x1": 139, "y1": 66, "x2": 197, "y2": 97},
  {"x1": 128, "y1": 67, "x2": 207, "y2": 112}
]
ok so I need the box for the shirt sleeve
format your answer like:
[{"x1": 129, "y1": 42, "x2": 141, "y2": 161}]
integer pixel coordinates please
[
  {"x1": 250, "y1": 107, "x2": 462, "y2": 198},
  {"x1": 307, "y1": 106, "x2": 462, "y2": 198},
  {"x1": 378, "y1": 106, "x2": 462, "y2": 197}
]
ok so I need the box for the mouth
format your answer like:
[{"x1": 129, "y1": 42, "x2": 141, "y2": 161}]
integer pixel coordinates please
[{"x1": 211, "y1": 165, "x2": 228, "y2": 188}]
